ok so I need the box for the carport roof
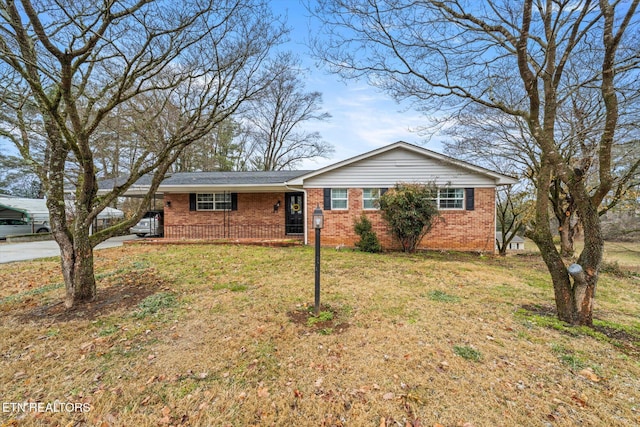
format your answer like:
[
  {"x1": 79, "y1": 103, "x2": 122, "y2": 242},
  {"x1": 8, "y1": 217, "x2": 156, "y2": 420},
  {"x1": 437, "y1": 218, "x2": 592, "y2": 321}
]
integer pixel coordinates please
[{"x1": 0, "y1": 197, "x2": 49, "y2": 220}]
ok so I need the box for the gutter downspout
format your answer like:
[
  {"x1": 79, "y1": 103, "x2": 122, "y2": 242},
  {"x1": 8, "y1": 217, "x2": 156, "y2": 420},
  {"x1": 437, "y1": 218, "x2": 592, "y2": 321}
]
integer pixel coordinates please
[{"x1": 494, "y1": 186, "x2": 498, "y2": 254}]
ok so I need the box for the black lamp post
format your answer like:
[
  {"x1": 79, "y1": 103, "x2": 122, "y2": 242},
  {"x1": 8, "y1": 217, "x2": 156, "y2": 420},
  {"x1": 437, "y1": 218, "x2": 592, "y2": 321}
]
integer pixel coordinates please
[{"x1": 312, "y1": 205, "x2": 324, "y2": 316}]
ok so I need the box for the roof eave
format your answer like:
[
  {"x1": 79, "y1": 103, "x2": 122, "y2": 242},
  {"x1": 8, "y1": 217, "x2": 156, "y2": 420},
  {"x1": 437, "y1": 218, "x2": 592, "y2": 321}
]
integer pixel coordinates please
[
  {"x1": 495, "y1": 176, "x2": 519, "y2": 186},
  {"x1": 159, "y1": 183, "x2": 299, "y2": 193}
]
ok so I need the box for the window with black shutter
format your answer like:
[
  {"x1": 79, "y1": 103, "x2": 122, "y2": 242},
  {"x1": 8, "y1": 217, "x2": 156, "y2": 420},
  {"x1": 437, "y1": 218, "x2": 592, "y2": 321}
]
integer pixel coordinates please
[{"x1": 323, "y1": 188, "x2": 332, "y2": 210}]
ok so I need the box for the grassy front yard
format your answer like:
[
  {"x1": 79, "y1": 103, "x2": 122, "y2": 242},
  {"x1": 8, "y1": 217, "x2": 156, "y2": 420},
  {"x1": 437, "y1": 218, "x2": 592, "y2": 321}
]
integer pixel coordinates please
[{"x1": 1, "y1": 243, "x2": 639, "y2": 426}]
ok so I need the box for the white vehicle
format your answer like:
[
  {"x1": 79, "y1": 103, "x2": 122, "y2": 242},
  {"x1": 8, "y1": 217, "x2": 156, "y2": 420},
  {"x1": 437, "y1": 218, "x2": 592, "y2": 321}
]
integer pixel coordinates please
[
  {"x1": 0, "y1": 218, "x2": 50, "y2": 239},
  {"x1": 130, "y1": 210, "x2": 164, "y2": 237}
]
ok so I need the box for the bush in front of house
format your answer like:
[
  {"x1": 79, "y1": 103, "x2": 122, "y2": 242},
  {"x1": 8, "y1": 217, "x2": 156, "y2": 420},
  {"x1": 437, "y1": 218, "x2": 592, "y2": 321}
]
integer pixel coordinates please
[
  {"x1": 379, "y1": 183, "x2": 441, "y2": 253},
  {"x1": 354, "y1": 214, "x2": 382, "y2": 253}
]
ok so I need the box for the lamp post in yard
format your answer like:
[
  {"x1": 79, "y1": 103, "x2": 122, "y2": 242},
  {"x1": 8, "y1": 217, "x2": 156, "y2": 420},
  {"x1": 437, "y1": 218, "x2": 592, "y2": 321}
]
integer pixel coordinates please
[{"x1": 313, "y1": 205, "x2": 324, "y2": 316}]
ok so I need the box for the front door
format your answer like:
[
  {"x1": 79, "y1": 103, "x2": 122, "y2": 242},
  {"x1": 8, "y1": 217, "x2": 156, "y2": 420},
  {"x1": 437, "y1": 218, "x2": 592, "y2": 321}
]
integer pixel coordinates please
[{"x1": 285, "y1": 192, "x2": 304, "y2": 235}]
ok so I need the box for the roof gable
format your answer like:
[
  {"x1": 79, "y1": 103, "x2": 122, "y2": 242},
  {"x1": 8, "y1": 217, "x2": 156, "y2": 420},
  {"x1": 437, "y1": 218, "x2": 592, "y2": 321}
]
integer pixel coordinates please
[{"x1": 287, "y1": 141, "x2": 517, "y2": 188}]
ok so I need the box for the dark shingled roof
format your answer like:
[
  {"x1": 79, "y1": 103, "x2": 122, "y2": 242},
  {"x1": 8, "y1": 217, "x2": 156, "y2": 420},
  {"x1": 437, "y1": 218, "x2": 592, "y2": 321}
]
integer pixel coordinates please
[
  {"x1": 495, "y1": 232, "x2": 525, "y2": 243},
  {"x1": 97, "y1": 170, "x2": 312, "y2": 190},
  {"x1": 162, "y1": 170, "x2": 313, "y2": 186}
]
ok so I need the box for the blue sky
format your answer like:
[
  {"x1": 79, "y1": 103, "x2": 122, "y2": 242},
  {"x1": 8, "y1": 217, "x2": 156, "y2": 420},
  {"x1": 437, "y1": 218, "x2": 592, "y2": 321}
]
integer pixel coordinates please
[{"x1": 271, "y1": 0, "x2": 441, "y2": 169}]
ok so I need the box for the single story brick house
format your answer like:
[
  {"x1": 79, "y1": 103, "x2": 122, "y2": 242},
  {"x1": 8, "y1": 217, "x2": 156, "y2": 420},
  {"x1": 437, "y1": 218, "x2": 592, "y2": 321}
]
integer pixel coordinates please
[{"x1": 121, "y1": 142, "x2": 516, "y2": 252}]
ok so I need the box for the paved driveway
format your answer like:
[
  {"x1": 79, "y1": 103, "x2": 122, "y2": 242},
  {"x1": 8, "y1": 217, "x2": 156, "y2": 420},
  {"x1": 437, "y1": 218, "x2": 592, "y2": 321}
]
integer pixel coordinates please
[{"x1": 0, "y1": 235, "x2": 138, "y2": 264}]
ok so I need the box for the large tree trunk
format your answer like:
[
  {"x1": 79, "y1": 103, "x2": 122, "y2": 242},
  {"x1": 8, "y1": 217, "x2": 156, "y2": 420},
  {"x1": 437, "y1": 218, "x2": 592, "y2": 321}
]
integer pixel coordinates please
[
  {"x1": 530, "y1": 169, "x2": 602, "y2": 326},
  {"x1": 528, "y1": 161, "x2": 575, "y2": 323},
  {"x1": 533, "y1": 233, "x2": 575, "y2": 324},
  {"x1": 529, "y1": 228, "x2": 599, "y2": 326},
  {"x1": 46, "y1": 159, "x2": 98, "y2": 309},
  {"x1": 59, "y1": 233, "x2": 97, "y2": 308},
  {"x1": 570, "y1": 189, "x2": 604, "y2": 326},
  {"x1": 532, "y1": 223, "x2": 597, "y2": 326}
]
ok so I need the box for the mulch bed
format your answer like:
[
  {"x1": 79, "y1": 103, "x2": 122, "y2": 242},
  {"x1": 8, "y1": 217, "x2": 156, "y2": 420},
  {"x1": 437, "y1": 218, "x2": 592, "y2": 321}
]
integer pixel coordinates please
[{"x1": 287, "y1": 305, "x2": 351, "y2": 335}]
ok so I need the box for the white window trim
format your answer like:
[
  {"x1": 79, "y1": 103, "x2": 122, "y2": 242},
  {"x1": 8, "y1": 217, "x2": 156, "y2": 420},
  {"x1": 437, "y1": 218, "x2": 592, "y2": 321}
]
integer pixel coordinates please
[
  {"x1": 435, "y1": 188, "x2": 465, "y2": 210},
  {"x1": 331, "y1": 188, "x2": 349, "y2": 210},
  {"x1": 196, "y1": 192, "x2": 232, "y2": 211},
  {"x1": 362, "y1": 188, "x2": 381, "y2": 210}
]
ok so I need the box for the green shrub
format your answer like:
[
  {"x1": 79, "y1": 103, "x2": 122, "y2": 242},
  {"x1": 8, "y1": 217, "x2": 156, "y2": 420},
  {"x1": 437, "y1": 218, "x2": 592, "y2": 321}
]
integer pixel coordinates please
[
  {"x1": 379, "y1": 183, "x2": 441, "y2": 252},
  {"x1": 354, "y1": 214, "x2": 382, "y2": 253}
]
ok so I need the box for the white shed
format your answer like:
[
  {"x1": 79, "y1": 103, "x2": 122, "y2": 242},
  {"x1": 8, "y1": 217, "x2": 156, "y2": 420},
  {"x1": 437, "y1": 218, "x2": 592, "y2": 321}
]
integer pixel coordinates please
[{"x1": 496, "y1": 232, "x2": 525, "y2": 250}]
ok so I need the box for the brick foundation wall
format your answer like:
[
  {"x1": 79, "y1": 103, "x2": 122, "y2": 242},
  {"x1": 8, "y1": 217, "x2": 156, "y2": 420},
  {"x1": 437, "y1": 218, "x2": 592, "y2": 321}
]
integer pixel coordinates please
[{"x1": 306, "y1": 188, "x2": 496, "y2": 253}]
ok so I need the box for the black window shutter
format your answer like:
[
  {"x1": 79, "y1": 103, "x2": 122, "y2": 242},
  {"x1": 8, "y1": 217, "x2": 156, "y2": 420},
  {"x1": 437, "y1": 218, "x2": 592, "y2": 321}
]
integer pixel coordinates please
[
  {"x1": 380, "y1": 188, "x2": 388, "y2": 196},
  {"x1": 231, "y1": 193, "x2": 238, "y2": 211},
  {"x1": 465, "y1": 188, "x2": 475, "y2": 211},
  {"x1": 323, "y1": 188, "x2": 332, "y2": 210},
  {"x1": 189, "y1": 193, "x2": 196, "y2": 211}
]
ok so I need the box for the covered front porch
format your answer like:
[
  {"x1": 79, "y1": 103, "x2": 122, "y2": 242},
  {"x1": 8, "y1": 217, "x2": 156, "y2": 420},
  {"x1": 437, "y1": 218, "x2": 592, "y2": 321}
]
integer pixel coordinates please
[{"x1": 162, "y1": 190, "x2": 306, "y2": 242}]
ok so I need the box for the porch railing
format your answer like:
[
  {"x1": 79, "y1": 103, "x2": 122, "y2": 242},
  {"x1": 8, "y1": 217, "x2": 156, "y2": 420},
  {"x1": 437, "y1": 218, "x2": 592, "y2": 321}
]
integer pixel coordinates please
[{"x1": 163, "y1": 224, "x2": 303, "y2": 240}]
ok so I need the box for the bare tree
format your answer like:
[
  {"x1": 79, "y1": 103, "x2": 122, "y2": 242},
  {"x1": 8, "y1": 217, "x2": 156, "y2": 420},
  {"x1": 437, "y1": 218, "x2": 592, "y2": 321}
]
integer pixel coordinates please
[
  {"x1": 311, "y1": 0, "x2": 640, "y2": 325},
  {"x1": 495, "y1": 186, "x2": 533, "y2": 256},
  {"x1": 243, "y1": 53, "x2": 333, "y2": 171},
  {"x1": 0, "y1": 0, "x2": 286, "y2": 308},
  {"x1": 443, "y1": 103, "x2": 584, "y2": 257}
]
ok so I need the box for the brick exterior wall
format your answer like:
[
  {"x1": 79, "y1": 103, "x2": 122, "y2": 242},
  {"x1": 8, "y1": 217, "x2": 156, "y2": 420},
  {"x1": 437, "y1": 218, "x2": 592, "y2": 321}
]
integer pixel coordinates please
[
  {"x1": 306, "y1": 187, "x2": 496, "y2": 253},
  {"x1": 164, "y1": 192, "x2": 291, "y2": 239},
  {"x1": 164, "y1": 188, "x2": 496, "y2": 253}
]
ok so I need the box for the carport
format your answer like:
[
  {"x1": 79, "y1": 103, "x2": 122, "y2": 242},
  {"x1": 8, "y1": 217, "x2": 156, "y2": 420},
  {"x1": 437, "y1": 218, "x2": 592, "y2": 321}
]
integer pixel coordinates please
[
  {"x1": 0, "y1": 197, "x2": 50, "y2": 223},
  {"x1": 0, "y1": 196, "x2": 125, "y2": 233}
]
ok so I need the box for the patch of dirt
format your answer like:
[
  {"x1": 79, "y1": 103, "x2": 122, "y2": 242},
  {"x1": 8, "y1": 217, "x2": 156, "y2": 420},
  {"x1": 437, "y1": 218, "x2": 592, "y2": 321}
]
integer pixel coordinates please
[
  {"x1": 287, "y1": 305, "x2": 350, "y2": 335},
  {"x1": 15, "y1": 274, "x2": 165, "y2": 323},
  {"x1": 521, "y1": 303, "x2": 557, "y2": 317}
]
